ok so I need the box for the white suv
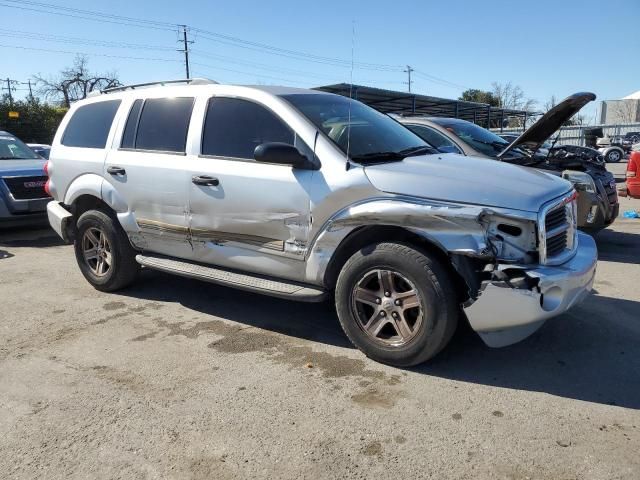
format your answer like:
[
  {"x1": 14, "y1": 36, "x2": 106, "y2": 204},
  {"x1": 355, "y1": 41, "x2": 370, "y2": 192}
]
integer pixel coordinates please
[{"x1": 46, "y1": 79, "x2": 597, "y2": 366}]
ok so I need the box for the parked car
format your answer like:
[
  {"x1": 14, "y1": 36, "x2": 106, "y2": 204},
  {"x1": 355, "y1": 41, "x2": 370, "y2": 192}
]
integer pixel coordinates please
[
  {"x1": 399, "y1": 93, "x2": 619, "y2": 233},
  {"x1": 0, "y1": 131, "x2": 50, "y2": 227},
  {"x1": 582, "y1": 127, "x2": 626, "y2": 163},
  {"x1": 626, "y1": 146, "x2": 640, "y2": 198},
  {"x1": 46, "y1": 79, "x2": 596, "y2": 366},
  {"x1": 27, "y1": 143, "x2": 51, "y2": 159}
]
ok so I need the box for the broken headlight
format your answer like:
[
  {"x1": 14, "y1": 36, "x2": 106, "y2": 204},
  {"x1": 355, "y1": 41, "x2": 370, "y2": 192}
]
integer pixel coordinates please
[{"x1": 562, "y1": 170, "x2": 596, "y2": 194}]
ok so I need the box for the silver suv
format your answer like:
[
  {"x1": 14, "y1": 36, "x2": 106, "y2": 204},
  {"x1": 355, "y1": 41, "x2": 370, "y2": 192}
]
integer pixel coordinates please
[{"x1": 46, "y1": 79, "x2": 597, "y2": 366}]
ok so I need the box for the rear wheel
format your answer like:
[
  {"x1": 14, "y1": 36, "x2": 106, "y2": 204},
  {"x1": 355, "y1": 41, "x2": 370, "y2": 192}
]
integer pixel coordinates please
[
  {"x1": 74, "y1": 210, "x2": 140, "y2": 292},
  {"x1": 335, "y1": 242, "x2": 458, "y2": 367}
]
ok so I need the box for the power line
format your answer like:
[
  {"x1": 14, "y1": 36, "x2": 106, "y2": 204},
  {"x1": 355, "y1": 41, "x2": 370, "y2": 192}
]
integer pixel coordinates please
[
  {"x1": 0, "y1": 29, "x2": 176, "y2": 51},
  {"x1": 0, "y1": 43, "x2": 182, "y2": 64},
  {"x1": 0, "y1": 1, "x2": 471, "y2": 92},
  {"x1": 0, "y1": 0, "x2": 178, "y2": 30},
  {"x1": 192, "y1": 28, "x2": 403, "y2": 72}
]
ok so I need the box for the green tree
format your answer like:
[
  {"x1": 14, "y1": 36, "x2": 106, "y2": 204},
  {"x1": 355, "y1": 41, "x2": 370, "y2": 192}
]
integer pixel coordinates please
[
  {"x1": 0, "y1": 97, "x2": 67, "y2": 143},
  {"x1": 459, "y1": 89, "x2": 499, "y2": 106}
]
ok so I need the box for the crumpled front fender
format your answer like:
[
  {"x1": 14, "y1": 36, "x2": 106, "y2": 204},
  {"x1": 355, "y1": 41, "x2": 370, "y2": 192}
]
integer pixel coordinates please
[{"x1": 304, "y1": 197, "x2": 492, "y2": 285}]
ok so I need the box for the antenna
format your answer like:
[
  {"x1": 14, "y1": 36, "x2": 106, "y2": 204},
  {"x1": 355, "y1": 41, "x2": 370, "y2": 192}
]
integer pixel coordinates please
[{"x1": 346, "y1": 19, "x2": 355, "y2": 170}]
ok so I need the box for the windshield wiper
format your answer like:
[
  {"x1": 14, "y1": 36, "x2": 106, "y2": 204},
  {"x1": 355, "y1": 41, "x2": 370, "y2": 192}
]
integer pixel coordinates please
[
  {"x1": 397, "y1": 145, "x2": 437, "y2": 157},
  {"x1": 351, "y1": 145, "x2": 436, "y2": 163},
  {"x1": 350, "y1": 151, "x2": 404, "y2": 163},
  {"x1": 0, "y1": 156, "x2": 35, "y2": 159}
]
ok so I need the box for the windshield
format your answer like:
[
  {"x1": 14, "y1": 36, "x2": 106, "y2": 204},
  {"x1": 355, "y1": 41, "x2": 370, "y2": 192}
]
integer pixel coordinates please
[
  {"x1": 0, "y1": 135, "x2": 40, "y2": 160},
  {"x1": 431, "y1": 119, "x2": 514, "y2": 158},
  {"x1": 282, "y1": 94, "x2": 435, "y2": 163}
]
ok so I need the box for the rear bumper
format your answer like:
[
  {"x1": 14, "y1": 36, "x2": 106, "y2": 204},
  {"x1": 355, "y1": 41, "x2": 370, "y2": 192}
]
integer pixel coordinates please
[
  {"x1": 464, "y1": 231, "x2": 597, "y2": 347},
  {"x1": 47, "y1": 201, "x2": 73, "y2": 243}
]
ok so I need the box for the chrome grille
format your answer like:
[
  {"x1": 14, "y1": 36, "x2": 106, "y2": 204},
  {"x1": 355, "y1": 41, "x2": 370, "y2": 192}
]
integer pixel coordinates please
[{"x1": 538, "y1": 193, "x2": 578, "y2": 265}]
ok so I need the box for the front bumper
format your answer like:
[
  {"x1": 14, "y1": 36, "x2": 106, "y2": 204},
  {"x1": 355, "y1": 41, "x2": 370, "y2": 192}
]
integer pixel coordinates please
[{"x1": 464, "y1": 231, "x2": 597, "y2": 347}]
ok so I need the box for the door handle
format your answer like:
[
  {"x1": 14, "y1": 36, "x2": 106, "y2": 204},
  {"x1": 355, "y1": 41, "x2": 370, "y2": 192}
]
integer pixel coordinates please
[
  {"x1": 192, "y1": 175, "x2": 220, "y2": 186},
  {"x1": 107, "y1": 166, "x2": 126, "y2": 176}
]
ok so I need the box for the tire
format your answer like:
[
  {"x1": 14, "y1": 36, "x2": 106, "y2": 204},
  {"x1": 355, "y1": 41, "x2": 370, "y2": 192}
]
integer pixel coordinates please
[
  {"x1": 74, "y1": 209, "x2": 140, "y2": 292},
  {"x1": 335, "y1": 242, "x2": 458, "y2": 367},
  {"x1": 605, "y1": 149, "x2": 622, "y2": 163}
]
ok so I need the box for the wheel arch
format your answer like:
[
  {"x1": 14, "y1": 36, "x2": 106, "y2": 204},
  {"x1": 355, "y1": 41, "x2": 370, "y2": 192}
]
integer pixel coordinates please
[{"x1": 320, "y1": 225, "x2": 475, "y2": 303}]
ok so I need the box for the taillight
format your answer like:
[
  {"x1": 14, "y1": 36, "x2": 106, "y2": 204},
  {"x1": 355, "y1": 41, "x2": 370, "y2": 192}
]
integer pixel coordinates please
[
  {"x1": 43, "y1": 160, "x2": 50, "y2": 176},
  {"x1": 44, "y1": 179, "x2": 51, "y2": 196}
]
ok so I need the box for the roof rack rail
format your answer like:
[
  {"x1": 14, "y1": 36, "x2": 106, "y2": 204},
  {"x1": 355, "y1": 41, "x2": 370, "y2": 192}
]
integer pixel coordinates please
[{"x1": 99, "y1": 78, "x2": 218, "y2": 94}]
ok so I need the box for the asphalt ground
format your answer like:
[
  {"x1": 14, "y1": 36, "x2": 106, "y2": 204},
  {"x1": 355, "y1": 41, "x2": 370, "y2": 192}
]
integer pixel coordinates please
[{"x1": 0, "y1": 161, "x2": 639, "y2": 479}]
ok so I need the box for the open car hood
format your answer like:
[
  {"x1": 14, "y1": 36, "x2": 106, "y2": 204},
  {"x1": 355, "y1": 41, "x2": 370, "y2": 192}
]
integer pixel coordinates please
[{"x1": 497, "y1": 92, "x2": 596, "y2": 159}]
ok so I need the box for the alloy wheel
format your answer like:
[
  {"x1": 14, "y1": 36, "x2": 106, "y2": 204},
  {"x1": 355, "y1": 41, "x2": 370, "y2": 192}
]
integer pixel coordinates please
[
  {"x1": 351, "y1": 269, "x2": 424, "y2": 347},
  {"x1": 82, "y1": 227, "x2": 112, "y2": 277}
]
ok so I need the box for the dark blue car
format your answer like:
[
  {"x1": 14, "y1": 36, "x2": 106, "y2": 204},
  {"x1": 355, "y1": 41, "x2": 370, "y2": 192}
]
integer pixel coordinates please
[{"x1": 0, "y1": 131, "x2": 50, "y2": 227}]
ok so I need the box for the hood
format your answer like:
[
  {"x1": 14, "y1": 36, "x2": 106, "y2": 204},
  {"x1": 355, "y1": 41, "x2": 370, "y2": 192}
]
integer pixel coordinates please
[
  {"x1": 497, "y1": 92, "x2": 596, "y2": 159},
  {"x1": 0, "y1": 158, "x2": 46, "y2": 175},
  {"x1": 364, "y1": 153, "x2": 572, "y2": 213}
]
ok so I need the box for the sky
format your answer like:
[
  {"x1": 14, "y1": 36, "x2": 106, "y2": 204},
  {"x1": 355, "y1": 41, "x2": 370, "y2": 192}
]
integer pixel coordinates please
[{"x1": 1, "y1": 0, "x2": 639, "y2": 123}]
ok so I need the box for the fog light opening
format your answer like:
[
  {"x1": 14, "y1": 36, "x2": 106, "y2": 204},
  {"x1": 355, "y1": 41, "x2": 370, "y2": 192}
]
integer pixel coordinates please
[{"x1": 541, "y1": 286, "x2": 563, "y2": 312}]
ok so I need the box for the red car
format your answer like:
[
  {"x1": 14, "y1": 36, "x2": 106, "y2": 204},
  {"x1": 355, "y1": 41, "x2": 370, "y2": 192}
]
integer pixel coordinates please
[{"x1": 627, "y1": 151, "x2": 640, "y2": 198}]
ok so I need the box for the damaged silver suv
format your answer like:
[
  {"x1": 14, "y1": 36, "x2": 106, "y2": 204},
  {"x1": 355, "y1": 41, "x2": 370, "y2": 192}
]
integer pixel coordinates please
[{"x1": 46, "y1": 79, "x2": 597, "y2": 366}]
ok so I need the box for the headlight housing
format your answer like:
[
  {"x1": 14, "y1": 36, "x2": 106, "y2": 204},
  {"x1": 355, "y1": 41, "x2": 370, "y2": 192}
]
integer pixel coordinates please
[{"x1": 562, "y1": 170, "x2": 596, "y2": 193}]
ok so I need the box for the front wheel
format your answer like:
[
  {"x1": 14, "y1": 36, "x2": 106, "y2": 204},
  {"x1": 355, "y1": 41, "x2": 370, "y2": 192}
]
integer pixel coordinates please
[
  {"x1": 605, "y1": 149, "x2": 622, "y2": 163},
  {"x1": 74, "y1": 209, "x2": 140, "y2": 292},
  {"x1": 335, "y1": 242, "x2": 458, "y2": 367}
]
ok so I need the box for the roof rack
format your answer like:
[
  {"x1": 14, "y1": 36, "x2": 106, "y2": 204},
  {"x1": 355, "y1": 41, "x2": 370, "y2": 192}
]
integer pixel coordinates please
[{"x1": 97, "y1": 78, "x2": 218, "y2": 95}]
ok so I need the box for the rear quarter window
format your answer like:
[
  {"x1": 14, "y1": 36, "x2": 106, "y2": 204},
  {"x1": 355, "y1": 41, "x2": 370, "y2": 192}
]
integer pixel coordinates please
[{"x1": 61, "y1": 100, "x2": 121, "y2": 148}]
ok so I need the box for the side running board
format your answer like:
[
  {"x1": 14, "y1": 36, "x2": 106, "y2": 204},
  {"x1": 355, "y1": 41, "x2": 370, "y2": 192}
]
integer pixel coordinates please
[{"x1": 136, "y1": 254, "x2": 327, "y2": 303}]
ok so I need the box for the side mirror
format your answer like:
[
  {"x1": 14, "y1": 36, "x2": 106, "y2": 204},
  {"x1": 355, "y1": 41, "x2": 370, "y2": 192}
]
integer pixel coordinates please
[{"x1": 254, "y1": 142, "x2": 319, "y2": 170}]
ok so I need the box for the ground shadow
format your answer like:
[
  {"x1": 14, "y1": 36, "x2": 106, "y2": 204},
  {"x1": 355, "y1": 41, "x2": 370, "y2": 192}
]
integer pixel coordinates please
[
  {"x1": 121, "y1": 268, "x2": 640, "y2": 409},
  {"x1": 420, "y1": 293, "x2": 640, "y2": 409},
  {"x1": 595, "y1": 228, "x2": 640, "y2": 265},
  {"x1": 0, "y1": 226, "x2": 63, "y2": 248},
  {"x1": 0, "y1": 249, "x2": 14, "y2": 260},
  {"x1": 120, "y1": 268, "x2": 352, "y2": 349}
]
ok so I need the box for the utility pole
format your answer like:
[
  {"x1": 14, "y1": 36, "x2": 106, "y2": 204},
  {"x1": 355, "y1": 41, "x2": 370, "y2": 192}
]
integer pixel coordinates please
[
  {"x1": 3, "y1": 78, "x2": 17, "y2": 106},
  {"x1": 179, "y1": 25, "x2": 193, "y2": 79},
  {"x1": 403, "y1": 65, "x2": 414, "y2": 93},
  {"x1": 22, "y1": 80, "x2": 33, "y2": 101}
]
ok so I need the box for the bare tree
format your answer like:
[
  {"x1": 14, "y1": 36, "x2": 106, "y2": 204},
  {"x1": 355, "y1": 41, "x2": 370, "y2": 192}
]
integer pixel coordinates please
[
  {"x1": 543, "y1": 95, "x2": 557, "y2": 112},
  {"x1": 612, "y1": 100, "x2": 640, "y2": 124},
  {"x1": 35, "y1": 55, "x2": 121, "y2": 107},
  {"x1": 491, "y1": 82, "x2": 537, "y2": 111}
]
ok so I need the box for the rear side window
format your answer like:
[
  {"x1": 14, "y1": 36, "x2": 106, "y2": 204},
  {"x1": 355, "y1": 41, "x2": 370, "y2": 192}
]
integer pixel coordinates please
[
  {"x1": 61, "y1": 100, "x2": 121, "y2": 148},
  {"x1": 134, "y1": 97, "x2": 194, "y2": 153},
  {"x1": 202, "y1": 98, "x2": 294, "y2": 159}
]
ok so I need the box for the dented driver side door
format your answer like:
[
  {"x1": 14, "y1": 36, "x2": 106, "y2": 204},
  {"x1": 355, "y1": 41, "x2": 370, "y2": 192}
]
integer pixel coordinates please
[{"x1": 185, "y1": 96, "x2": 313, "y2": 281}]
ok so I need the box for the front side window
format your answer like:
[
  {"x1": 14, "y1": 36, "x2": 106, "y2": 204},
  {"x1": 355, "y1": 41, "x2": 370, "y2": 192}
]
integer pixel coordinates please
[
  {"x1": 61, "y1": 100, "x2": 121, "y2": 148},
  {"x1": 282, "y1": 93, "x2": 435, "y2": 163},
  {"x1": 134, "y1": 97, "x2": 194, "y2": 153},
  {"x1": 202, "y1": 97, "x2": 294, "y2": 159},
  {"x1": 406, "y1": 124, "x2": 461, "y2": 154}
]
